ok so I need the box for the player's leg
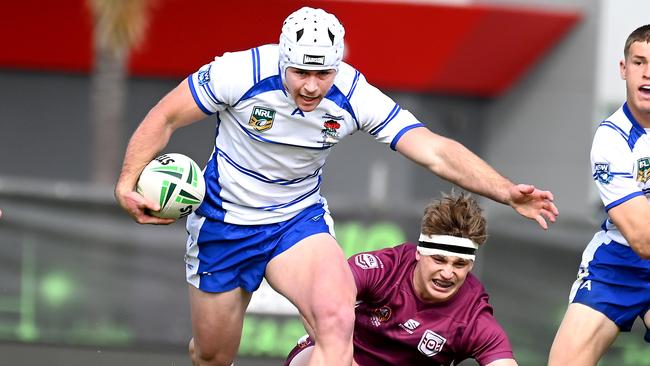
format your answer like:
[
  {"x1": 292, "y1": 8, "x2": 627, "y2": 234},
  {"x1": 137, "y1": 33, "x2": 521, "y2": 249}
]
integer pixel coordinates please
[
  {"x1": 549, "y1": 237, "x2": 650, "y2": 365},
  {"x1": 188, "y1": 285, "x2": 252, "y2": 366},
  {"x1": 184, "y1": 213, "x2": 263, "y2": 365},
  {"x1": 548, "y1": 303, "x2": 618, "y2": 366},
  {"x1": 266, "y1": 233, "x2": 356, "y2": 366}
]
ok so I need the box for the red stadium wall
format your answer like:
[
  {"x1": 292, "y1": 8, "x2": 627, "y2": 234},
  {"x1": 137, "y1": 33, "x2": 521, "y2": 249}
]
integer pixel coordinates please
[
  {"x1": 0, "y1": 0, "x2": 580, "y2": 97},
  {"x1": 0, "y1": 0, "x2": 94, "y2": 73}
]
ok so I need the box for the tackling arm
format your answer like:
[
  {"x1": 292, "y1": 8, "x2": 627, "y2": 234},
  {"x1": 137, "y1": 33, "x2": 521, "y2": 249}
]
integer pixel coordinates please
[
  {"x1": 114, "y1": 79, "x2": 208, "y2": 225},
  {"x1": 395, "y1": 127, "x2": 558, "y2": 229}
]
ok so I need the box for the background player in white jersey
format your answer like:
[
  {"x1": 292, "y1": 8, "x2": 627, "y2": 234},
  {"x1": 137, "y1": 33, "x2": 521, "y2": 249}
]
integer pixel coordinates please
[
  {"x1": 548, "y1": 24, "x2": 650, "y2": 366},
  {"x1": 285, "y1": 192, "x2": 518, "y2": 366},
  {"x1": 114, "y1": 7, "x2": 558, "y2": 366}
]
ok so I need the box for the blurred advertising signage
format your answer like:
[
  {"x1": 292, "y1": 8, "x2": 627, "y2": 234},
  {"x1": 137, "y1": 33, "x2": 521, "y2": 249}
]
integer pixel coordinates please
[{"x1": 0, "y1": 218, "x2": 411, "y2": 358}]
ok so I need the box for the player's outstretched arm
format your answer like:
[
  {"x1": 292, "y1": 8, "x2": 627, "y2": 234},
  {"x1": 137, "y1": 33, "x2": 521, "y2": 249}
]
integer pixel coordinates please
[
  {"x1": 608, "y1": 196, "x2": 650, "y2": 259},
  {"x1": 115, "y1": 79, "x2": 208, "y2": 225},
  {"x1": 395, "y1": 127, "x2": 558, "y2": 230}
]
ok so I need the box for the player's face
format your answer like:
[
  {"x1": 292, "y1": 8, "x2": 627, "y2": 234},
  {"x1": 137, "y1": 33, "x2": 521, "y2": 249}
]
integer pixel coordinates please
[
  {"x1": 620, "y1": 41, "x2": 650, "y2": 127},
  {"x1": 285, "y1": 67, "x2": 336, "y2": 112},
  {"x1": 413, "y1": 252, "x2": 473, "y2": 303}
]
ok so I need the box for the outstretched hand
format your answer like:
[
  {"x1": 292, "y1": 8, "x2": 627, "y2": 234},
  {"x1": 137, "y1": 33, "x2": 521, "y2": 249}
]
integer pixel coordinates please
[
  {"x1": 115, "y1": 189, "x2": 176, "y2": 225},
  {"x1": 508, "y1": 184, "x2": 558, "y2": 230}
]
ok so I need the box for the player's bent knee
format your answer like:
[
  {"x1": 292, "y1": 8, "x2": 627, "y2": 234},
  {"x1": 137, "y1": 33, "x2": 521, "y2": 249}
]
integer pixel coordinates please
[
  {"x1": 190, "y1": 343, "x2": 236, "y2": 366},
  {"x1": 194, "y1": 353, "x2": 236, "y2": 366},
  {"x1": 313, "y1": 301, "x2": 355, "y2": 337}
]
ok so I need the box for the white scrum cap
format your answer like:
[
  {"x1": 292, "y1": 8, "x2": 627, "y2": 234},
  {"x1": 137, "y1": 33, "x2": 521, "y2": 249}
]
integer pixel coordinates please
[{"x1": 279, "y1": 7, "x2": 345, "y2": 80}]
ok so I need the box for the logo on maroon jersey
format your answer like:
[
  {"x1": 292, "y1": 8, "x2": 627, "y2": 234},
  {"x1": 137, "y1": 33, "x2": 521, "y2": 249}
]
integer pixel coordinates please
[
  {"x1": 354, "y1": 253, "x2": 381, "y2": 269},
  {"x1": 418, "y1": 330, "x2": 446, "y2": 357},
  {"x1": 399, "y1": 318, "x2": 421, "y2": 334},
  {"x1": 370, "y1": 306, "x2": 392, "y2": 327}
]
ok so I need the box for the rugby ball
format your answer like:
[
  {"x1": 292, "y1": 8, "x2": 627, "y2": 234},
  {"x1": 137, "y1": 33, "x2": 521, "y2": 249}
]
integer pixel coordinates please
[{"x1": 136, "y1": 153, "x2": 206, "y2": 219}]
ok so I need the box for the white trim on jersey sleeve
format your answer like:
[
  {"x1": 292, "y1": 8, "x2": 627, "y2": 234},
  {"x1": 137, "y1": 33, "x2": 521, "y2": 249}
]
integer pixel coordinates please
[
  {"x1": 591, "y1": 124, "x2": 641, "y2": 210},
  {"x1": 188, "y1": 51, "x2": 259, "y2": 114}
]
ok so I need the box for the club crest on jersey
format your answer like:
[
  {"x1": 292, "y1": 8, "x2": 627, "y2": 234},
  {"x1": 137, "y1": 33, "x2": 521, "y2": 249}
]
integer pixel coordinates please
[
  {"x1": 418, "y1": 330, "x2": 446, "y2": 357},
  {"x1": 636, "y1": 157, "x2": 650, "y2": 183},
  {"x1": 594, "y1": 162, "x2": 612, "y2": 184},
  {"x1": 249, "y1": 106, "x2": 276, "y2": 132},
  {"x1": 321, "y1": 120, "x2": 341, "y2": 147},
  {"x1": 197, "y1": 65, "x2": 211, "y2": 86},
  {"x1": 370, "y1": 306, "x2": 392, "y2": 327}
]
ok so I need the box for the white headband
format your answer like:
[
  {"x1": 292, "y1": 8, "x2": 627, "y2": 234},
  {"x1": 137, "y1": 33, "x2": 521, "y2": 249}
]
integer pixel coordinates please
[{"x1": 417, "y1": 234, "x2": 478, "y2": 261}]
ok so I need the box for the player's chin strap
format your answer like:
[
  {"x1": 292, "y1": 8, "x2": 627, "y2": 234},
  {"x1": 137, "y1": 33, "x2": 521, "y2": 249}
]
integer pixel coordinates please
[{"x1": 417, "y1": 234, "x2": 478, "y2": 261}]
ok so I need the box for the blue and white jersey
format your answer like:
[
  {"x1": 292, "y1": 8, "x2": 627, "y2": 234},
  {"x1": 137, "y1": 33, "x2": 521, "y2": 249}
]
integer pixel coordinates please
[
  {"x1": 590, "y1": 102, "x2": 650, "y2": 246},
  {"x1": 187, "y1": 44, "x2": 424, "y2": 225}
]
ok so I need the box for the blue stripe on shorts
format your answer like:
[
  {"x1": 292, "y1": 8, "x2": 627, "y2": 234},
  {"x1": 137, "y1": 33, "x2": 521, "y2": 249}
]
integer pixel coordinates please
[
  {"x1": 572, "y1": 241, "x2": 650, "y2": 341},
  {"x1": 187, "y1": 202, "x2": 332, "y2": 293}
]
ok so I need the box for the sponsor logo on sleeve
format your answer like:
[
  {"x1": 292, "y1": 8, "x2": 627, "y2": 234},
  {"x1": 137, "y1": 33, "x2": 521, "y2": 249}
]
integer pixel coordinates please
[
  {"x1": 198, "y1": 65, "x2": 211, "y2": 86},
  {"x1": 249, "y1": 106, "x2": 276, "y2": 132},
  {"x1": 594, "y1": 162, "x2": 613, "y2": 184},
  {"x1": 354, "y1": 254, "x2": 379, "y2": 269},
  {"x1": 636, "y1": 157, "x2": 650, "y2": 183},
  {"x1": 418, "y1": 330, "x2": 446, "y2": 357}
]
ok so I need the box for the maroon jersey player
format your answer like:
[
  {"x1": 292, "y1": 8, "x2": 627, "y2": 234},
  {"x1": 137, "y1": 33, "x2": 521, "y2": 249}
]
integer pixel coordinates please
[{"x1": 285, "y1": 192, "x2": 517, "y2": 366}]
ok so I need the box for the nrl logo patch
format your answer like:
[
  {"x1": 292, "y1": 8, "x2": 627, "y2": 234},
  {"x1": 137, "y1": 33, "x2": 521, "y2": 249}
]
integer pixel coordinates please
[
  {"x1": 303, "y1": 54, "x2": 325, "y2": 65},
  {"x1": 249, "y1": 106, "x2": 276, "y2": 132},
  {"x1": 418, "y1": 330, "x2": 446, "y2": 357},
  {"x1": 594, "y1": 162, "x2": 612, "y2": 184},
  {"x1": 636, "y1": 157, "x2": 650, "y2": 183}
]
